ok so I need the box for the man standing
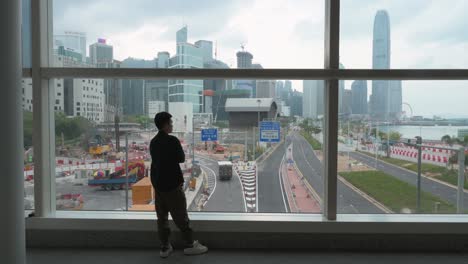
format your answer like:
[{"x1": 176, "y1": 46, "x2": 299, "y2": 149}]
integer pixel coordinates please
[{"x1": 150, "y1": 112, "x2": 208, "y2": 258}]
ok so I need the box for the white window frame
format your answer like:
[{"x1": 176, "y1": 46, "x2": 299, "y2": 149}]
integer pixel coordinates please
[{"x1": 26, "y1": 0, "x2": 468, "y2": 227}]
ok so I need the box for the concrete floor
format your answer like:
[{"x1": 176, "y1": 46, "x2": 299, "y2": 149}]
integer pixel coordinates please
[{"x1": 27, "y1": 248, "x2": 468, "y2": 264}]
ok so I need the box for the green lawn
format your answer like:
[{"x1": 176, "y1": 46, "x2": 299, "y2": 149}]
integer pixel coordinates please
[
  {"x1": 340, "y1": 171, "x2": 456, "y2": 214},
  {"x1": 358, "y1": 151, "x2": 468, "y2": 189},
  {"x1": 300, "y1": 132, "x2": 322, "y2": 150}
]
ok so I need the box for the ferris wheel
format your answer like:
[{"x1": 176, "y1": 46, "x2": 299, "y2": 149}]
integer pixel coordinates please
[{"x1": 401, "y1": 102, "x2": 413, "y2": 119}]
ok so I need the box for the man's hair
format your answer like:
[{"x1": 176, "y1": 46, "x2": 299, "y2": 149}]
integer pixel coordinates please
[{"x1": 154, "y1": 112, "x2": 172, "y2": 130}]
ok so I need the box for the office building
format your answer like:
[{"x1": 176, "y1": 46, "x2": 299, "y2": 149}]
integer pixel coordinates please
[
  {"x1": 53, "y1": 31, "x2": 87, "y2": 62},
  {"x1": 303, "y1": 80, "x2": 324, "y2": 119},
  {"x1": 290, "y1": 90, "x2": 303, "y2": 117},
  {"x1": 89, "y1": 39, "x2": 113, "y2": 64},
  {"x1": 351, "y1": 80, "x2": 368, "y2": 115},
  {"x1": 370, "y1": 10, "x2": 402, "y2": 119},
  {"x1": 237, "y1": 50, "x2": 253, "y2": 69},
  {"x1": 63, "y1": 78, "x2": 105, "y2": 123},
  {"x1": 169, "y1": 26, "x2": 204, "y2": 113},
  {"x1": 256, "y1": 80, "x2": 276, "y2": 98}
]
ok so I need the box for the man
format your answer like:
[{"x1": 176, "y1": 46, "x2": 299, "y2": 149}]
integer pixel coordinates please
[{"x1": 150, "y1": 112, "x2": 208, "y2": 258}]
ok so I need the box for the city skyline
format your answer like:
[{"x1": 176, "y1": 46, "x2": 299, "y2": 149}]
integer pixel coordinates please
[{"x1": 48, "y1": 0, "x2": 468, "y2": 117}]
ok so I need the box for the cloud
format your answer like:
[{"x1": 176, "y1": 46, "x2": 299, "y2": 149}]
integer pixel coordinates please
[{"x1": 53, "y1": 0, "x2": 252, "y2": 52}]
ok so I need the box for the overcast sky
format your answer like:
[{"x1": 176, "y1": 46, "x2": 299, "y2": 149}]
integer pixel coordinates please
[{"x1": 53, "y1": 0, "x2": 468, "y2": 118}]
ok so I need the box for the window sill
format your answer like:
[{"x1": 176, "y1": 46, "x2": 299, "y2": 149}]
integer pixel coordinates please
[{"x1": 26, "y1": 211, "x2": 468, "y2": 234}]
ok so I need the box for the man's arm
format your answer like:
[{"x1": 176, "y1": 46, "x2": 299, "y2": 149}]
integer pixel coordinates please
[{"x1": 172, "y1": 136, "x2": 185, "y2": 163}]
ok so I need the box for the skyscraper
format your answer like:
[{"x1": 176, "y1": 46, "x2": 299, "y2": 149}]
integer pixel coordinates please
[
  {"x1": 256, "y1": 80, "x2": 276, "y2": 98},
  {"x1": 290, "y1": 90, "x2": 303, "y2": 117},
  {"x1": 53, "y1": 31, "x2": 87, "y2": 62},
  {"x1": 236, "y1": 51, "x2": 253, "y2": 68},
  {"x1": 89, "y1": 39, "x2": 113, "y2": 64},
  {"x1": 339, "y1": 63, "x2": 345, "y2": 114},
  {"x1": 370, "y1": 10, "x2": 402, "y2": 119},
  {"x1": 169, "y1": 26, "x2": 204, "y2": 113},
  {"x1": 303, "y1": 80, "x2": 324, "y2": 119},
  {"x1": 235, "y1": 50, "x2": 255, "y2": 97},
  {"x1": 351, "y1": 80, "x2": 368, "y2": 115}
]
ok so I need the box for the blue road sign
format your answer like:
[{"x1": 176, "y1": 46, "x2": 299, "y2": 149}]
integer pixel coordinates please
[
  {"x1": 201, "y1": 128, "x2": 218, "y2": 142},
  {"x1": 259, "y1": 121, "x2": 280, "y2": 142}
]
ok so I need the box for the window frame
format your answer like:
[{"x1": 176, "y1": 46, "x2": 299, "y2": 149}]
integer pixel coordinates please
[{"x1": 28, "y1": 0, "x2": 468, "y2": 223}]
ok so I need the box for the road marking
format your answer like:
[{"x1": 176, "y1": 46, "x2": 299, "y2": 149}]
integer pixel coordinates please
[
  {"x1": 293, "y1": 133, "x2": 388, "y2": 213},
  {"x1": 278, "y1": 156, "x2": 289, "y2": 213},
  {"x1": 201, "y1": 164, "x2": 217, "y2": 208},
  {"x1": 337, "y1": 175, "x2": 393, "y2": 213},
  {"x1": 234, "y1": 169, "x2": 248, "y2": 213}
]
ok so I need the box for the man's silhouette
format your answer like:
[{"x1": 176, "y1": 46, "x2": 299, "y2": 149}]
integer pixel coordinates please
[{"x1": 150, "y1": 112, "x2": 208, "y2": 258}]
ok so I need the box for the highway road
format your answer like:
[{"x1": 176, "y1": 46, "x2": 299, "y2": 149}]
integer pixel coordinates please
[
  {"x1": 350, "y1": 151, "x2": 468, "y2": 210},
  {"x1": 290, "y1": 132, "x2": 384, "y2": 214},
  {"x1": 196, "y1": 155, "x2": 246, "y2": 212},
  {"x1": 257, "y1": 142, "x2": 289, "y2": 213}
]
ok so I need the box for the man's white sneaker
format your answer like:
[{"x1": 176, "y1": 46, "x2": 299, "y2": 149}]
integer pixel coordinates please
[
  {"x1": 160, "y1": 244, "x2": 173, "y2": 258},
  {"x1": 183, "y1": 240, "x2": 208, "y2": 255}
]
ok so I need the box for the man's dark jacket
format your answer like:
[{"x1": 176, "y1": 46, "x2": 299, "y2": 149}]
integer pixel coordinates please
[{"x1": 150, "y1": 131, "x2": 185, "y2": 191}]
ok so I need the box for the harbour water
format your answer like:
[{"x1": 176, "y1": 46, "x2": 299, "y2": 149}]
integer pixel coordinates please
[{"x1": 377, "y1": 125, "x2": 468, "y2": 141}]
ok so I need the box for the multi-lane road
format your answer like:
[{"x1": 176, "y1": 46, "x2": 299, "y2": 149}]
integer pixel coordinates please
[{"x1": 254, "y1": 132, "x2": 384, "y2": 213}]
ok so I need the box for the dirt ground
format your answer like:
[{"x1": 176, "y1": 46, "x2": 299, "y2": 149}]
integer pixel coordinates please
[{"x1": 315, "y1": 150, "x2": 374, "y2": 172}]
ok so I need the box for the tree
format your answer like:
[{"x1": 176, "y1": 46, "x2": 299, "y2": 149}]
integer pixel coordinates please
[
  {"x1": 441, "y1": 135, "x2": 454, "y2": 146},
  {"x1": 389, "y1": 131, "x2": 402, "y2": 141}
]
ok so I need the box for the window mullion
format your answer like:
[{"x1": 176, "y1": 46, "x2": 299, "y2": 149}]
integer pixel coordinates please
[{"x1": 323, "y1": 0, "x2": 340, "y2": 221}]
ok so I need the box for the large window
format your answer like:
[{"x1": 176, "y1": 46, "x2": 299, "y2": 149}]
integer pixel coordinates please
[
  {"x1": 52, "y1": 79, "x2": 323, "y2": 214},
  {"x1": 27, "y1": 0, "x2": 468, "y2": 220}
]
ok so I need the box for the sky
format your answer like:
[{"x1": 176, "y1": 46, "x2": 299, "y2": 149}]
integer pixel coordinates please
[{"x1": 52, "y1": 0, "x2": 468, "y2": 118}]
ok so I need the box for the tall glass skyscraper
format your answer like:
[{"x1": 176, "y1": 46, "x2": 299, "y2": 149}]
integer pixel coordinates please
[
  {"x1": 351, "y1": 80, "x2": 368, "y2": 115},
  {"x1": 169, "y1": 27, "x2": 204, "y2": 113},
  {"x1": 371, "y1": 10, "x2": 402, "y2": 119}
]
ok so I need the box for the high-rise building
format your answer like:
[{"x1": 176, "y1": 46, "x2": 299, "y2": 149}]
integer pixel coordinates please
[
  {"x1": 195, "y1": 40, "x2": 213, "y2": 63},
  {"x1": 145, "y1": 80, "x2": 169, "y2": 116},
  {"x1": 157, "y1": 52, "x2": 170, "y2": 68},
  {"x1": 120, "y1": 58, "x2": 154, "y2": 116},
  {"x1": 169, "y1": 26, "x2": 204, "y2": 113},
  {"x1": 370, "y1": 10, "x2": 402, "y2": 119},
  {"x1": 235, "y1": 50, "x2": 255, "y2": 97},
  {"x1": 63, "y1": 78, "x2": 105, "y2": 123},
  {"x1": 389, "y1": 80, "x2": 402, "y2": 116},
  {"x1": 275, "y1": 81, "x2": 284, "y2": 100},
  {"x1": 89, "y1": 39, "x2": 113, "y2": 64},
  {"x1": 351, "y1": 80, "x2": 368, "y2": 115},
  {"x1": 290, "y1": 90, "x2": 303, "y2": 117},
  {"x1": 303, "y1": 80, "x2": 324, "y2": 119},
  {"x1": 97, "y1": 60, "x2": 122, "y2": 122},
  {"x1": 176, "y1": 26, "x2": 188, "y2": 44},
  {"x1": 256, "y1": 80, "x2": 276, "y2": 98},
  {"x1": 339, "y1": 63, "x2": 345, "y2": 114},
  {"x1": 236, "y1": 51, "x2": 253, "y2": 69},
  {"x1": 342, "y1": 89, "x2": 353, "y2": 115},
  {"x1": 53, "y1": 31, "x2": 87, "y2": 62}
]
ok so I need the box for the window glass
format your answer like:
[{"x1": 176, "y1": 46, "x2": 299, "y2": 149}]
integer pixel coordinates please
[
  {"x1": 337, "y1": 80, "x2": 468, "y2": 214},
  {"x1": 340, "y1": 0, "x2": 468, "y2": 69},
  {"x1": 52, "y1": 78, "x2": 323, "y2": 213},
  {"x1": 52, "y1": 0, "x2": 324, "y2": 69}
]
